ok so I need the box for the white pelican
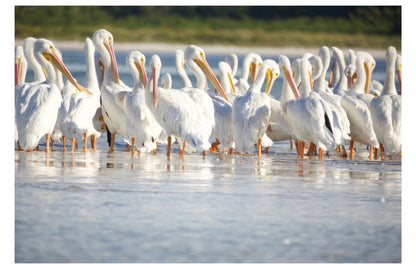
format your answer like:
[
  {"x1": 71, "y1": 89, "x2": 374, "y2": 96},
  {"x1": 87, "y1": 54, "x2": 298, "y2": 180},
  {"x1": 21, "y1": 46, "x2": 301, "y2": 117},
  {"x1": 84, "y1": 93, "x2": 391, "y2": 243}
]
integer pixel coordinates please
[
  {"x1": 369, "y1": 46, "x2": 401, "y2": 159},
  {"x1": 59, "y1": 37, "x2": 104, "y2": 152},
  {"x1": 23, "y1": 37, "x2": 46, "y2": 83},
  {"x1": 331, "y1": 47, "x2": 349, "y2": 96},
  {"x1": 224, "y1": 53, "x2": 238, "y2": 84},
  {"x1": 209, "y1": 61, "x2": 236, "y2": 154},
  {"x1": 15, "y1": 38, "x2": 92, "y2": 152},
  {"x1": 175, "y1": 49, "x2": 193, "y2": 88},
  {"x1": 311, "y1": 49, "x2": 351, "y2": 156},
  {"x1": 15, "y1": 46, "x2": 27, "y2": 150},
  {"x1": 396, "y1": 54, "x2": 402, "y2": 94},
  {"x1": 183, "y1": 45, "x2": 229, "y2": 154},
  {"x1": 266, "y1": 55, "x2": 297, "y2": 143},
  {"x1": 232, "y1": 59, "x2": 280, "y2": 157},
  {"x1": 115, "y1": 51, "x2": 163, "y2": 154},
  {"x1": 93, "y1": 29, "x2": 131, "y2": 152},
  {"x1": 340, "y1": 52, "x2": 378, "y2": 160},
  {"x1": 160, "y1": 73, "x2": 172, "y2": 89},
  {"x1": 234, "y1": 52, "x2": 262, "y2": 95},
  {"x1": 146, "y1": 54, "x2": 211, "y2": 156},
  {"x1": 285, "y1": 56, "x2": 335, "y2": 159}
]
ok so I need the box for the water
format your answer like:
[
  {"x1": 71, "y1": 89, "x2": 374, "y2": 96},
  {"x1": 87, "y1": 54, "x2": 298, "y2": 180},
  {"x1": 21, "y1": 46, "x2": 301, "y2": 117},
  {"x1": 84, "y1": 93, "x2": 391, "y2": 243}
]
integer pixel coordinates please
[{"x1": 15, "y1": 50, "x2": 401, "y2": 263}]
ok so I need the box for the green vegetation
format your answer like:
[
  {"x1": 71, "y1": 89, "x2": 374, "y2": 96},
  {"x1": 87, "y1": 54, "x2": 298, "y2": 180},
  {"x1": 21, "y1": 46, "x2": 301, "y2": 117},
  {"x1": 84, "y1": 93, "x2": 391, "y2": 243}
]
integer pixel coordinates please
[{"x1": 15, "y1": 6, "x2": 401, "y2": 49}]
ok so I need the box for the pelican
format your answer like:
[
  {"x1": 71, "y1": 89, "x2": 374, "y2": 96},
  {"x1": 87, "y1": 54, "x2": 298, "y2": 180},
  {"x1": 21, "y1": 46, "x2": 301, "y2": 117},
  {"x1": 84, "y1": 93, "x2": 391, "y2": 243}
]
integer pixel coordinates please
[
  {"x1": 15, "y1": 46, "x2": 27, "y2": 150},
  {"x1": 331, "y1": 47, "x2": 349, "y2": 96},
  {"x1": 15, "y1": 38, "x2": 92, "y2": 152},
  {"x1": 224, "y1": 53, "x2": 238, "y2": 84},
  {"x1": 311, "y1": 49, "x2": 351, "y2": 156},
  {"x1": 285, "y1": 56, "x2": 335, "y2": 159},
  {"x1": 93, "y1": 29, "x2": 131, "y2": 152},
  {"x1": 23, "y1": 37, "x2": 46, "y2": 83},
  {"x1": 396, "y1": 54, "x2": 402, "y2": 94},
  {"x1": 115, "y1": 51, "x2": 163, "y2": 154},
  {"x1": 175, "y1": 49, "x2": 192, "y2": 88},
  {"x1": 341, "y1": 52, "x2": 378, "y2": 160},
  {"x1": 266, "y1": 55, "x2": 297, "y2": 143},
  {"x1": 232, "y1": 59, "x2": 280, "y2": 157},
  {"x1": 160, "y1": 73, "x2": 172, "y2": 89},
  {"x1": 369, "y1": 46, "x2": 401, "y2": 160},
  {"x1": 234, "y1": 52, "x2": 262, "y2": 95},
  {"x1": 59, "y1": 37, "x2": 104, "y2": 152},
  {"x1": 146, "y1": 54, "x2": 211, "y2": 157},
  {"x1": 183, "y1": 45, "x2": 229, "y2": 154}
]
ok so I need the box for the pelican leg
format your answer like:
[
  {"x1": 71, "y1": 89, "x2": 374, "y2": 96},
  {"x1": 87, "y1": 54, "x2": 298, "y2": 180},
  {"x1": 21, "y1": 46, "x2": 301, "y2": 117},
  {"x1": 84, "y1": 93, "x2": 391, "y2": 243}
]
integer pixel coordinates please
[
  {"x1": 91, "y1": 135, "x2": 96, "y2": 151},
  {"x1": 17, "y1": 140, "x2": 23, "y2": 151},
  {"x1": 349, "y1": 141, "x2": 354, "y2": 160},
  {"x1": 153, "y1": 139, "x2": 158, "y2": 155},
  {"x1": 374, "y1": 147, "x2": 379, "y2": 159},
  {"x1": 82, "y1": 133, "x2": 88, "y2": 152},
  {"x1": 131, "y1": 137, "x2": 135, "y2": 155},
  {"x1": 229, "y1": 148, "x2": 233, "y2": 155},
  {"x1": 319, "y1": 148, "x2": 324, "y2": 159},
  {"x1": 368, "y1": 146, "x2": 373, "y2": 160},
  {"x1": 257, "y1": 138, "x2": 262, "y2": 158},
  {"x1": 380, "y1": 143, "x2": 385, "y2": 161},
  {"x1": 265, "y1": 147, "x2": 269, "y2": 154},
  {"x1": 294, "y1": 141, "x2": 299, "y2": 154},
  {"x1": 306, "y1": 142, "x2": 317, "y2": 156},
  {"x1": 180, "y1": 141, "x2": 186, "y2": 156},
  {"x1": 45, "y1": 134, "x2": 51, "y2": 153},
  {"x1": 210, "y1": 139, "x2": 220, "y2": 151},
  {"x1": 166, "y1": 136, "x2": 172, "y2": 157},
  {"x1": 51, "y1": 138, "x2": 55, "y2": 151},
  {"x1": 71, "y1": 138, "x2": 76, "y2": 152},
  {"x1": 299, "y1": 141, "x2": 305, "y2": 159},
  {"x1": 126, "y1": 143, "x2": 131, "y2": 152},
  {"x1": 109, "y1": 133, "x2": 115, "y2": 153},
  {"x1": 341, "y1": 145, "x2": 347, "y2": 158},
  {"x1": 62, "y1": 136, "x2": 67, "y2": 152},
  {"x1": 290, "y1": 140, "x2": 293, "y2": 149},
  {"x1": 335, "y1": 144, "x2": 340, "y2": 155}
]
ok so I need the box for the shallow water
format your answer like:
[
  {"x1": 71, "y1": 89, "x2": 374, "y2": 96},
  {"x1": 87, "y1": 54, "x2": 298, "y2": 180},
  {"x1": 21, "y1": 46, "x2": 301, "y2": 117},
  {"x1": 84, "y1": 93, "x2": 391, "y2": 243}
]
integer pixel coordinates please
[
  {"x1": 15, "y1": 136, "x2": 401, "y2": 263},
  {"x1": 15, "y1": 49, "x2": 401, "y2": 263}
]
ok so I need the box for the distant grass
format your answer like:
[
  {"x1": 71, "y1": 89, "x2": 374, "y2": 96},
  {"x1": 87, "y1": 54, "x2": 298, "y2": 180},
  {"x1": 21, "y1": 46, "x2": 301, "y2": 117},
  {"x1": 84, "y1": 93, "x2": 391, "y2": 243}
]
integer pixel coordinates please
[{"x1": 15, "y1": 15, "x2": 401, "y2": 49}]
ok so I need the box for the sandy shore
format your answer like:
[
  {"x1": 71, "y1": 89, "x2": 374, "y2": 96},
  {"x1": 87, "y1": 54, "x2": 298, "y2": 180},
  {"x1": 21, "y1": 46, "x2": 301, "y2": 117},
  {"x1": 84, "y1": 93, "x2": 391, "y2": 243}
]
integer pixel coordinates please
[{"x1": 14, "y1": 39, "x2": 388, "y2": 59}]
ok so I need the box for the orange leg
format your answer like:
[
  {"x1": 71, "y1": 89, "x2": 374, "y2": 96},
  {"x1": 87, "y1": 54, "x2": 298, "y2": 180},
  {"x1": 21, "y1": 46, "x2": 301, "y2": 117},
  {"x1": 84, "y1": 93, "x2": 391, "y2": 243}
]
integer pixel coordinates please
[
  {"x1": 319, "y1": 148, "x2": 324, "y2": 159},
  {"x1": 62, "y1": 136, "x2": 67, "y2": 152},
  {"x1": 180, "y1": 141, "x2": 186, "y2": 156},
  {"x1": 290, "y1": 140, "x2": 293, "y2": 149},
  {"x1": 306, "y1": 142, "x2": 317, "y2": 156},
  {"x1": 71, "y1": 138, "x2": 76, "y2": 152},
  {"x1": 51, "y1": 138, "x2": 55, "y2": 151},
  {"x1": 229, "y1": 148, "x2": 233, "y2": 155},
  {"x1": 166, "y1": 136, "x2": 172, "y2": 157},
  {"x1": 335, "y1": 144, "x2": 340, "y2": 155},
  {"x1": 153, "y1": 139, "x2": 158, "y2": 155},
  {"x1": 109, "y1": 133, "x2": 115, "y2": 153},
  {"x1": 374, "y1": 147, "x2": 379, "y2": 159},
  {"x1": 257, "y1": 138, "x2": 262, "y2": 158},
  {"x1": 210, "y1": 139, "x2": 220, "y2": 151},
  {"x1": 298, "y1": 141, "x2": 305, "y2": 158},
  {"x1": 126, "y1": 143, "x2": 131, "y2": 152},
  {"x1": 265, "y1": 147, "x2": 269, "y2": 154},
  {"x1": 368, "y1": 146, "x2": 373, "y2": 160},
  {"x1": 91, "y1": 135, "x2": 96, "y2": 151},
  {"x1": 380, "y1": 143, "x2": 385, "y2": 161},
  {"x1": 349, "y1": 141, "x2": 354, "y2": 160},
  {"x1": 17, "y1": 140, "x2": 23, "y2": 151},
  {"x1": 82, "y1": 133, "x2": 88, "y2": 152},
  {"x1": 341, "y1": 145, "x2": 347, "y2": 158},
  {"x1": 45, "y1": 134, "x2": 51, "y2": 153},
  {"x1": 131, "y1": 137, "x2": 136, "y2": 155}
]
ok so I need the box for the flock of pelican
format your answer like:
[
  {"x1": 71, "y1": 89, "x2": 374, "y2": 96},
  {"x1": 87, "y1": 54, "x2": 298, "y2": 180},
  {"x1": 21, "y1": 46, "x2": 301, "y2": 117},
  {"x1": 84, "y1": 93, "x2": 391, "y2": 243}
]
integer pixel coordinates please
[{"x1": 15, "y1": 29, "x2": 402, "y2": 160}]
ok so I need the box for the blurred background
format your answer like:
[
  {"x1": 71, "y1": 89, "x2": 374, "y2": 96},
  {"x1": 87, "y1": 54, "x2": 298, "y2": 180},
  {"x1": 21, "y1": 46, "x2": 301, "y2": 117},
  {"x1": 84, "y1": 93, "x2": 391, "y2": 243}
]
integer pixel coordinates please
[{"x1": 15, "y1": 6, "x2": 401, "y2": 49}]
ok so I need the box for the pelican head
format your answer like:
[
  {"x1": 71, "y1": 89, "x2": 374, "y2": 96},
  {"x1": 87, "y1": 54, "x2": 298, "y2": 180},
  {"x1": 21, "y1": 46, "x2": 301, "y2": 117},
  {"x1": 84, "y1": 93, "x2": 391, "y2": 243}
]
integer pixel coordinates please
[
  {"x1": 93, "y1": 29, "x2": 120, "y2": 84},
  {"x1": 345, "y1": 64, "x2": 356, "y2": 89},
  {"x1": 219, "y1": 61, "x2": 236, "y2": 94},
  {"x1": 396, "y1": 54, "x2": 402, "y2": 93},
  {"x1": 307, "y1": 55, "x2": 323, "y2": 90},
  {"x1": 15, "y1": 45, "x2": 27, "y2": 86},
  {"x1": 356, "y1": 51, "x2": 376, "y2": 94},
  {"x1": 127, "y1": 51, "x2": 147, "y2": 89},
  {"x1": 184, "y1": 45, "x2": 229, "y2": 101},
  {"x1": 149, "y1": 54, "x2": 162, "y2": 107},
  {"x1": 34, "y1": 38, "x2": 92, "y2": 95},
  {"x1": 262, "y1": 59, "x2": 280, "y2": 96},
  {"x1": 278, "y1": 55, "x2": 299, "y2": 100}
]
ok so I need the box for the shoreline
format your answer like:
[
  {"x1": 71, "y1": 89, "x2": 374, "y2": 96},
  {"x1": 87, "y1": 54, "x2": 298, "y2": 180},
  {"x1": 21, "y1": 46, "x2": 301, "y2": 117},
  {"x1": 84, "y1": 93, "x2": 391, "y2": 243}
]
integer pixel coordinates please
[{"x1": 14, "y1": 39, "x2": 389, "y2": 59}]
